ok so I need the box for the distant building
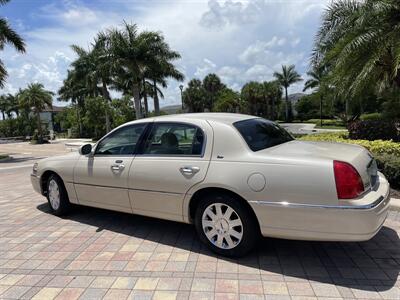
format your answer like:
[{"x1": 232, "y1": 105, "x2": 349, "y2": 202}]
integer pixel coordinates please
[
  {"x1": 160, "y1": 104, "x2": 182, "y2": 114},
  {"x1": 40, "y1": 105, "x2": 65, "y2": 132}
]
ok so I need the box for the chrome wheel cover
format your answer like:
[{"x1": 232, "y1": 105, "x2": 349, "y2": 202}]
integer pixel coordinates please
[
  {"x1": 48, "y1": 179, "x2": 60, "y2": 210},
  {"x1": 202, "y1": 203, "x2": 243, "y2": 250}
]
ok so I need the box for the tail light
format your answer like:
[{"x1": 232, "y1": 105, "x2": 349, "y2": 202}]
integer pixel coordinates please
[{"x1": 333, "y1": 160, "x2": 364, "y2": 199}]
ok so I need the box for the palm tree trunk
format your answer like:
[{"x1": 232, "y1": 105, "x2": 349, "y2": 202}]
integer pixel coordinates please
[
  {"x1": 101, "y1": 79, "x2": 111, "y2": 133},
  {"x1": 75, "y1": 105, "x2": 83, "y2": 137},
  {"x1": 285, "y1": 87, "x2": 289, "y2": 122},
  {"x1": 142, "y1": 78, "x2": 149, "y2": 116},
  {"x1": 1, "y1": 111, "x2": 4, "y2": 120},
  {"x1": 133, "y1": 82, "x2": 142, "y2": 119},
  {"x1": 271, "y1": 97, "x2": 275, "y2": 120},
  {"x1": 36, "y1": 111, "x2": 42, "y2": 138},
  {"x1": 153, "y1": 79, "x2": 160, "y2": 116}
]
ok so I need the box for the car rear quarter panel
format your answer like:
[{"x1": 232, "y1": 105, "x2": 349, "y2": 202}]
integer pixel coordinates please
[{"x1": 184, "y1": 120, "x2": 338, "y2": 222}]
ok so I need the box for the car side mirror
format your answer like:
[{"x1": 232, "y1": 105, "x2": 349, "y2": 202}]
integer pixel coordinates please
[{"x1": 79, "y1": 144, "x2": 93, "y2": 156}]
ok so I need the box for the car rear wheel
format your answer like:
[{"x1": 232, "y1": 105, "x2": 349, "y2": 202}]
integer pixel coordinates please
[
  {"x1": 194, "y1": 193, "x2": 258, "y2": 257},
  {"x1": 47, "y1": 174, "x2": 70, "y2": 216}
]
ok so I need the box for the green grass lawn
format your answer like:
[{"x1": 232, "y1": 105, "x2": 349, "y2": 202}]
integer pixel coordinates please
[{"x1": 315, "y1": 124, "x2": 347, "y2": 130}]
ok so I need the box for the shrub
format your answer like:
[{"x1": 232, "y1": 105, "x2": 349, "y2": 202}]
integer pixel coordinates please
[
  {"x1": 299, "y1": 132, "x2": 400, "y2": 156},
  {"x1": 348, "y1": 120, "x2": 400, "y2": 142},
  {"x1": 360, "y1": 113, "x2": 382, "y2": 121},
  {"x1": 375, "y1": 154, "x2": 400, "y2": 188}
]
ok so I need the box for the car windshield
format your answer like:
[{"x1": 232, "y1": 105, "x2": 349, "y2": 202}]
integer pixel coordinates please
[{"x1": 234, "y1": 118, "x2": 294, "y2": 152}]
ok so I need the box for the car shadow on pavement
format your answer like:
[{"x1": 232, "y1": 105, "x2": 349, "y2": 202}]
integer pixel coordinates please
[{"x1": 37, "y1": 203, "x2": 400, "y2": 292}]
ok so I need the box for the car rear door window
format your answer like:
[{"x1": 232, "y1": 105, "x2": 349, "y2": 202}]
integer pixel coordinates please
[
  {"x1": 143, "y1": 123, "x2": 204, "y2": 156},
  {"x1": 234, "y1": 118, "x2": 294, "y2": 151}
]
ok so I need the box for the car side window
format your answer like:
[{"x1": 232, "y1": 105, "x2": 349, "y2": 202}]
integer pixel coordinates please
[
  {"x1": 143, "y1": 123, "x2": 204, "y2": 156},
  {"x1": 95, "y1": 124, "x2": 147, "y2": 155}
]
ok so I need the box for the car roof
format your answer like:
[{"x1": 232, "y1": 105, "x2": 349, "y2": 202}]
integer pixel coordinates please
[{"x1": 125, "y1": 113, "x2": 257, "y2": 126}]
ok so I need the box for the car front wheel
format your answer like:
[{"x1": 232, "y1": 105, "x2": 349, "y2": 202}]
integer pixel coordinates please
[
  {"x1": 47, "y1": 174, "x2": 70, "y2": 216},
  {"x1": 194, "y1": 193, "x2": 258, "y2": 257}
]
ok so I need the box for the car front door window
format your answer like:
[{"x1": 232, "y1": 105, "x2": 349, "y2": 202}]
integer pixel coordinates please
[{"x1": 95, "y1": 124, "x2": 147, "y2": 155}]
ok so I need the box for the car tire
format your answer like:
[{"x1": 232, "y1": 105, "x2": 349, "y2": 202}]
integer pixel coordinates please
[
  {"x1": 46, "y1": 174, "x2": 70, "y2": 216},
  {"x1": 194, "y1": 193, "x2": 259, "y2": 257}
]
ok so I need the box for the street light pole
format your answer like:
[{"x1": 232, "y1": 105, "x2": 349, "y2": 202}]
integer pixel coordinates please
[{"x1": 179, "y1": 85, "x2": 184, "y2": 112}]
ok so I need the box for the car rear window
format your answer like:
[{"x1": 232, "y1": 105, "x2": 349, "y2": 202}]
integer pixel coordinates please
[{"x1": 234, "y1": 118, "x2": 294, "y2": 151}]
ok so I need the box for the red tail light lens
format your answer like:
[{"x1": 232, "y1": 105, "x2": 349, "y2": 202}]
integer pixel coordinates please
[{"x1": 333, "y1": 161, "x2": 364, "y2": 199}]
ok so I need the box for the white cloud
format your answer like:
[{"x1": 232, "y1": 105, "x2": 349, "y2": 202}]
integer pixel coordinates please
[
  {"x1": 199, "y1": 0, "x2": 331, "y2": 29},
  {"x1": 194, "y1": 58, "x2": 217, "y2": 78},
  {"x1": 239, "y1": 37, "x2": 286, "y2": 65},
  {"x1": 1, "y1": 0, "x2": 329, "y2": 107}
]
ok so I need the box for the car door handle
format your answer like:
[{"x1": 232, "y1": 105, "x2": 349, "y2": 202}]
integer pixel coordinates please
[
  {"x1": 180, "y1": 166, "x2": 200, "y2": 175},
  {"x1": 111, "y1": 164, "x2": 125, "y2": 171}
]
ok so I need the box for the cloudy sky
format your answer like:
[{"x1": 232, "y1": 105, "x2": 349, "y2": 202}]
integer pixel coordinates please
[{"x1": 2, "y1": 0, "x2": 330, "y2": 109}]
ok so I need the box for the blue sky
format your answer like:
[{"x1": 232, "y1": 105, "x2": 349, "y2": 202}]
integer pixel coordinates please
[{"x1": 2, "y1": 0, "x2": 330, "y2": 109}]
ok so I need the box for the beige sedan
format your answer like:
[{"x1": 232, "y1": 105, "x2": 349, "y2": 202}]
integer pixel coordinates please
[{"x1": 31, "y1": 113, "x2": 390, "y2": 257}]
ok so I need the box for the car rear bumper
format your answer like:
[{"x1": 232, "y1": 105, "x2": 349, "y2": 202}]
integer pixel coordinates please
[
  {"x1": 31, "y1": 174, "x2": 42, "y2": 195},
  {"x1": 249, "y1": 172, "x2": 390, "y2": 241}
]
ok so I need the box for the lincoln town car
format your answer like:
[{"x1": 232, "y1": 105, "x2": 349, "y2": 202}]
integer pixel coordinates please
[{"x1": 31, "y1": 113, "x2": 390, "y2": 257}]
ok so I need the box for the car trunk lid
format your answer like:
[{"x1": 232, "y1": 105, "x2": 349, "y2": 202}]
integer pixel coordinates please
[{"x1": 263, "y1": 140, "x2": 377, "y2": 190}]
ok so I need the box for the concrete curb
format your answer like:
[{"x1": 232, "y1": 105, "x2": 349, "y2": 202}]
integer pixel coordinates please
[{"x1": 390, "y1": 197, "x2": 400, "y2": 212}]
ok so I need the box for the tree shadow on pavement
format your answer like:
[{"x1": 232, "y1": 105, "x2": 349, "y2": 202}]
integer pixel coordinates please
[{"x1": 37, "y1": 203, "x2": 400, "y2": 292}]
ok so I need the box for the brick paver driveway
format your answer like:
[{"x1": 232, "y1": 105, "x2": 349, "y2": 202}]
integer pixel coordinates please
[{"x1": 0, "y1": 160, "x2": 399, "y2": 299}]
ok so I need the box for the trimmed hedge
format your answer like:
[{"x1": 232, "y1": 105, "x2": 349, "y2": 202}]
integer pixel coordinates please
[
  {"x1": 299, "y1": 132, "x2": 400, "y2": 156},
  {"x1": 348, "y1": 120, "x2": 400, "y2": 142},
  {"x1": 299, "y1": 132, "x2": 400, "y2": 187},
  {"x1": 360, "y1": 113, "x2": 382, "y2": 121},
  {"x1": 375, "y1": 154, "x2": 400, "y2": 188}
]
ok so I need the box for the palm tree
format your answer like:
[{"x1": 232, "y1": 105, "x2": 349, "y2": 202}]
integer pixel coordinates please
[
  {"x1": 91, "y1": 32, "x2": 115, "y2": 132},
  {"x1": 262, "y1": 81, "x2": 282, "y2": 120},
  {"x1": 203, "y1": 74, "x2": 224, "y2": 112},
  {"x1": 241, "y1": 82, "x2": 264, "y2": 116},
  {"x1": 0, "y1": 0, "x2": 26, "y2": 87},
  {"x1": 109, "y1": 23, "x2": 183, "y2": 118},
  {"x1": 108, "y1": 23, "x2": 150, "y2": 119},
  {"x1": 312, "y1": 0, "x2": 400, "y2": 97},
  {"x1": 19, "y1": 83, "x2": 53, "y2": 141},
  {"x1": 0, "y1": 94, "x2": 8, "y2": 120},
  {"x1": 303, "y1": 65, "x2": 327, "y2": 126},
  {"x1": 273, "y1": 65, "x2": 302, "y2": 122},
  {"x1": 58, "y1": 70, "x2": 87, "y2": 136},
  {"x1": 147, "y1": 61, "x2": 184, "y2": 115},
  {"x1": 182, "y1": 79, "x2": 207, "y2": 112}
]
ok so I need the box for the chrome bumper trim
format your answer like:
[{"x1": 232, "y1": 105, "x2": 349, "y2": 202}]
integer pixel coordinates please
[{"x1": 249, "y1": 195, "x2": 389, "y2": 210}]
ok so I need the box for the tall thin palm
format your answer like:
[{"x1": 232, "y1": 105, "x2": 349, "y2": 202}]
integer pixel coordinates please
[
  {"x1": 19, "y1": 83, "x2": 53, "y2": 139},
  {"x1": 273, "y1": 65, "x2": 302, "y2": 121},
  {"x1": 303, "y1": 65, "x2": 327, "y2": 126},
  {"x1": 92, "y1": 32, "x2": 115, "y2": 132},
  {"x1": 58, "y1": 70, "x2": 87, "y2": 136},
  {"x1": 0, "y1": 0, "x2": 26, "y2": 87},
  {"x1": 5, "y1": 93, "x2": 18, "y2": 117},
  {"x1": 0, "y1": 94, "x2": 8, "y2": 120},
  {"x1": 147, "y1": 60, "x2": 184, "y2": 115}
]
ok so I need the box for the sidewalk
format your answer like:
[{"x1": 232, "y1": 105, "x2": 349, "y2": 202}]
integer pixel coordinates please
[{"x1": 391, "y1": 197, "x2": 400, "y2": 212}]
